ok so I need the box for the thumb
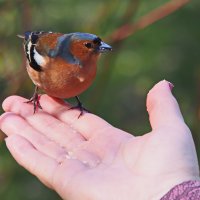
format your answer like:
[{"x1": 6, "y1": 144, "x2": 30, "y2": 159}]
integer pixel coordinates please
[{"x1": 146, "y1": 80, "x2": 185, "y2": 130}]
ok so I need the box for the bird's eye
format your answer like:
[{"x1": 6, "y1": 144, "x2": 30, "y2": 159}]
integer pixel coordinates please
[{"x1": 84, "y1": 42, "x2": 92, "y2": 49}]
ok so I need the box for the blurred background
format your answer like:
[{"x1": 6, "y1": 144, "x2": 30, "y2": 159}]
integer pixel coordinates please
[{"x1": 0, "y1": 0, "x2": 199, "y2": 199}]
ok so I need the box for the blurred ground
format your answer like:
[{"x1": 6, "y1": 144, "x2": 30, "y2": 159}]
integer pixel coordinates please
[{"x1": 0, "y1": 0, "x2": 199, "y2": 199}]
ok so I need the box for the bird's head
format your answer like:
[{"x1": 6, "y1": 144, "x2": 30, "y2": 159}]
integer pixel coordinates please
[{"x1": 66, "y1": 32, "x2": 112, "y2": 64}]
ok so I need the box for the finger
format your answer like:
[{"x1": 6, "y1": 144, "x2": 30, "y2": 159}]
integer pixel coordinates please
[
  {"x1": 2, "y1": 96, "x2": 85, "y2": 148},
  {"x1": 5, "y1": 134, "x2": 58, "y2": 188},
  {"x1": 5, "y1": 134, "x2": 88, "y2": 192},
  {"x1": 0, "y1": 113, "x2": 67, "y2": 160},
  {"x1": 146, "y1": 80, "x2": 185, "y2": 130},
  {"x1": 26, "y1": 113, "x2": 85, "y2": 149},
  {"x1": 39, "y1": 95, "x2": 113, "y2": 139},
  {"x1": 3, "y1": 95, "x2": 113, "y2": 139},
  {"x1": 1, "y1": 112, "x2": 103, "y2": 166},
  {"x1": 2, "y1": 95, "x2": 39, "y2": 116}
]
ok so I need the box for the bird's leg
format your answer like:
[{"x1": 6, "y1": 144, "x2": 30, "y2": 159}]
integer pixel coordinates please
[
  {"x1": 69, "y1": 96, "x2": 90, "y2": 118},
  {"x1": 25, "y1": 86, "x2": 42, "y2": 113}
]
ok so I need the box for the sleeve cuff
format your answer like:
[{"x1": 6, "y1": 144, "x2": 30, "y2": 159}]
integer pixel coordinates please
[{"x1": 160, "y1": 180, "x2": 200, "y2": 200}]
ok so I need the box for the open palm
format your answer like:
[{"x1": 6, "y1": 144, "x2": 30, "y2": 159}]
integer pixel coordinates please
[{"x1": 0, "y1": 80, "x2": 199, "y2": 200}]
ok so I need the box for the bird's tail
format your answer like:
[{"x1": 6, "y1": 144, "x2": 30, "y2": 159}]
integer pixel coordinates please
[{"x1": 17, "y1": 34, "x2": 25, "y2": 39}]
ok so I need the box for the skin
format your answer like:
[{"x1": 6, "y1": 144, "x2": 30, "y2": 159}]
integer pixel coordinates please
[{"x1": 0, "y1": 80, "x2": 199, "y2": 200}]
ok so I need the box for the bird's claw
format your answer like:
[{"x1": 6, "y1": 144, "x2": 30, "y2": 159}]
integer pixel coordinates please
[
  {"x1": 69, "y1": 105, "x2": 90, "y2": 118},
  {"x1": 69, "y1": 97, "x2": 90, "y2": 118},
  {"x1": 25, "y1": 86, "x2": 42, "y2": 113}
]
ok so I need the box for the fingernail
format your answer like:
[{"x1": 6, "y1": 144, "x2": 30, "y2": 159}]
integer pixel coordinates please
[{"x1": 168, "y1": 81, "x2": 174, "y2": 91}]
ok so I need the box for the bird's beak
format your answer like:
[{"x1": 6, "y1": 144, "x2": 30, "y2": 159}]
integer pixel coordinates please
[{"x1": 98, "y1": 42, "x2": 112, "y2": 53}]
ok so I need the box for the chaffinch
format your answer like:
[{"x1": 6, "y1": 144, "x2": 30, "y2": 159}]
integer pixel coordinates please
[{"x1": 18, "y1": 31, "x2": 112, "y2": 116}]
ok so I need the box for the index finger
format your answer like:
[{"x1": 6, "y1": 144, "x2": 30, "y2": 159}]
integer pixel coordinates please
[{"x1": 39, "y1": 95, "x2": 113, "y2": 139}]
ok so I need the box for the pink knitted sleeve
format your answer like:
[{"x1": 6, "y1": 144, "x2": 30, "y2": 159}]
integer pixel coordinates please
[{"x1": 160, "y1": 180, "x2": 200, "y2": 200}]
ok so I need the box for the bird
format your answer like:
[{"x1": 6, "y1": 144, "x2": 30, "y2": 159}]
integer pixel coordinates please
[{"x1": 18, "y1": 31, "x2": 112, "y2": 116}]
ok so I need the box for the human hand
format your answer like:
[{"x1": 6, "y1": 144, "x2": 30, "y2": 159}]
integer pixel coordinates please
[{"x1": 0, "y1": 80, "x2": 199, "y2": 200}]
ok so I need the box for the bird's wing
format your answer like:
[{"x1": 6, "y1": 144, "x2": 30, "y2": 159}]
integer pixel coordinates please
[
  {"x1": 36, "y1": 33, "x2": 81, "y2": 65},
  {"x1": 23, "y1": 31, "x2": 63, "y2": 71},
  {"x1": 34, "y1": 32, "x2": 63, "y2": 56}
]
